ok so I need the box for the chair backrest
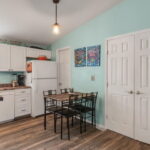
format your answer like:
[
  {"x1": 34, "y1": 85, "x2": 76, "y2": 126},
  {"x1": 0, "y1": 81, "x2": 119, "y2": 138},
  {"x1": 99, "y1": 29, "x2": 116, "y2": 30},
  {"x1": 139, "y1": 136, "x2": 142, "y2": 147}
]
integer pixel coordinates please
[
  {"x1": 60, "y1": 88, "x2": 74, "y2": 94},
  {"x1": 84, "y1": 92, "x2": 98, "y2": 109},
  {"x1": 43, "y1": 90, "x2": 57, "y2": 107},
  {"x1": 43, "y1": 90, "x2": 57, "y2": 96},
  {"x1": 68, "y1": 94, "x2": 80, "y2": 109}
]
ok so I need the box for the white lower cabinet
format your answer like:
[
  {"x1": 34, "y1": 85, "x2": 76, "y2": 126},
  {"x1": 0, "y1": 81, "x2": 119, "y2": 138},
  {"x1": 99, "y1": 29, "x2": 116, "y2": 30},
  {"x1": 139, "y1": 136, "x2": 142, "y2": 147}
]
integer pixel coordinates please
[
  {"x1": 15, "y1": 89, "x2": 31, "y2": 117},
  {"x1": 0, "y1": 91, "x2": 15, "y2": 122}
]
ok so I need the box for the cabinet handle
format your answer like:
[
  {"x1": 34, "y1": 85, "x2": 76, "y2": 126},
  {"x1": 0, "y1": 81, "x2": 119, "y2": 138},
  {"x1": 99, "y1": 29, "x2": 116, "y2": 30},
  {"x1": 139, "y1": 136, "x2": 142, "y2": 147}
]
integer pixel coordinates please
[
  {"x1": 127, "y1": 91, "x2": 134, "y2": 94},
  {"x1": 21, "y1": 109, "x2": 26, "y2": 112},
  {"x1": 21, "y1": 99, "x2": 26, "y2": 102},
  {"x1": 136, "y1": 91, "x2": 143, "y2": 95}
]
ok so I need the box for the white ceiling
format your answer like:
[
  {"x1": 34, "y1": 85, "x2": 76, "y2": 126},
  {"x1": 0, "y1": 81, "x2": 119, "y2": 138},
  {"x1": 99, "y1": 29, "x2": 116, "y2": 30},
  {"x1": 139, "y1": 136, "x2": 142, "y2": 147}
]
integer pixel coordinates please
[{"x1": 0, "y1": 0, "x2": 123, "y2": 46}]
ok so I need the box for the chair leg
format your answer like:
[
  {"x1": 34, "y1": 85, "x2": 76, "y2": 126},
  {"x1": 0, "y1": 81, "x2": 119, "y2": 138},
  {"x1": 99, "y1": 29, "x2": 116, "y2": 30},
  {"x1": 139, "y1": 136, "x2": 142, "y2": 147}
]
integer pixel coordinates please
[
  {"x1": 67, "y1": 117, "x2": 70, "y2": 140},
  {"x1": 92, "y1": 110, "x2": 94, "y2": 126},
  {"x1": 61, "y1": 116, "x2": 63, "y2": 139},
  {"x1": 80, "y1": 114, "x2": 83, "y2": 134},
  {"x1": 84, "y1": 113, "x2": 86, "y2": 132},
  {"x1": 72, "y1": 116, "x2": 74, "y2": 127},
  {"x1": 44, "y1": 108, "x2": 46, "y2": 130},
  {"x1": 94, "y1": 110, "x2": 96, "y2": 126},
  {"x1": 54, "y1": 113, "x2": 56, "y2": 133}
]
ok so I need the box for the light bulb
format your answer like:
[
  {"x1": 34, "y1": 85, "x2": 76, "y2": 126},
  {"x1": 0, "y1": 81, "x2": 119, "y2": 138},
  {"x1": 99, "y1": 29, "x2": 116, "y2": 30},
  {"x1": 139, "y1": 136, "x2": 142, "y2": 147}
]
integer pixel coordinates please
[{"x1": 52, "y1": 23, "x2": 60, "y2": 34}]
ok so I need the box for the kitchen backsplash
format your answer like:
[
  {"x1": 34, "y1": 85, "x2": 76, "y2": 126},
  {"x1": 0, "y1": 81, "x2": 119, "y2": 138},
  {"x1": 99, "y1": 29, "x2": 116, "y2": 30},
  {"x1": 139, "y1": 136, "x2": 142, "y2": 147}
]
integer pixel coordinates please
[{"x1": 0, "y1": 72, "x2": 24, "y2": 84}]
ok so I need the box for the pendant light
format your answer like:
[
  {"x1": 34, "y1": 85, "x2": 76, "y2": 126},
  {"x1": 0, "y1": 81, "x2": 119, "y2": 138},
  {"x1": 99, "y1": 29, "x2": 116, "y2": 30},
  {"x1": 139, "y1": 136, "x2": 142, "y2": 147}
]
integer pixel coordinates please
[{"x1": 52, "y1": 0, "x2": 60, "y2": 34}]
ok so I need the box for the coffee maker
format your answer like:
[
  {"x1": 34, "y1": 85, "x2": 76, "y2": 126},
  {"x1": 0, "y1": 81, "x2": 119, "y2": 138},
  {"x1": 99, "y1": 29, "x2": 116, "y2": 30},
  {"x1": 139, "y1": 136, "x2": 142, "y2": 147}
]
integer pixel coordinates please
[{"x1": 17, "y1": 75, "x2": 25, "y2": 86}]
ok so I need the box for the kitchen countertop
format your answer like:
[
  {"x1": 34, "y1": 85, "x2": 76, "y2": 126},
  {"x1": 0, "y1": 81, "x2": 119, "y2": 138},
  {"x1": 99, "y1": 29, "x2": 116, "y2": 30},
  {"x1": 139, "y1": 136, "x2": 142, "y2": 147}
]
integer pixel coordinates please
[{"x1": 0, "y1": 86, "x2": 31, "y2": 91}]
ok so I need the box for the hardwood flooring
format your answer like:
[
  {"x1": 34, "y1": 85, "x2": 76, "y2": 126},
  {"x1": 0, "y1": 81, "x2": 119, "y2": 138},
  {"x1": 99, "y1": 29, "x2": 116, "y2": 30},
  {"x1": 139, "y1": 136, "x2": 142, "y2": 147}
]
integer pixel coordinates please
[{"x1": 0, "y1": 115, "x2": 149, "y2": 150}]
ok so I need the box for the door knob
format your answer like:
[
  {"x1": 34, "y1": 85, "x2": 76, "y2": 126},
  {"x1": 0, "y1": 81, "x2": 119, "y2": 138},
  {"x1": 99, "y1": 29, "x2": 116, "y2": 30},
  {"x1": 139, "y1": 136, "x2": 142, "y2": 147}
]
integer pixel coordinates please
[
  {"x1": 136, "y1": 91, "x2": 143, "y2": 95},
  {"x1": 128, "y1": 91, "x2": 134, "y2": 94},
  {"x1": 59, "y1": 82, "x2": 62, "y2": 86}
]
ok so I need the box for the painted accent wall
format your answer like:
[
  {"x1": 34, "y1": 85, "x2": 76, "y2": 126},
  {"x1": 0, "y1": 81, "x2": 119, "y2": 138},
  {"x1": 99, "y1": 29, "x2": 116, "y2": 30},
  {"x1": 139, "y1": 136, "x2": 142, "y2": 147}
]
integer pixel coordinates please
[{"x1": 49, "y1": 0, "x2": 150, "y2": 126}]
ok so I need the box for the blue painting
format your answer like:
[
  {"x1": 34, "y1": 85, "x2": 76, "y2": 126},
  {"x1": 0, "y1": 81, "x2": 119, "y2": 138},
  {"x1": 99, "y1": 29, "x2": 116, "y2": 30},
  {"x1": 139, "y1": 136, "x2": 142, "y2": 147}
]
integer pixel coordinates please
[
  {"x1": 74, "y1": 47, "x2": 86, "y2": 67},
  {"x1": 87, "y1": 45, "x2": 101, "y2": 66}
]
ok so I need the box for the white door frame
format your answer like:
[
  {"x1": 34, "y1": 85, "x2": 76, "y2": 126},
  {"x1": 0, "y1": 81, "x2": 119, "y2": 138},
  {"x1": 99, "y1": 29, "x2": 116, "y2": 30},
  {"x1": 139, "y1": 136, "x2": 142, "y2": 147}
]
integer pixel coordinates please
[
  {"x1": 56, "y1": 47, "x2": 72, "y2": 91},
  {"x1": 104, "y1": 28, "x2": 150, "y2": 129}
]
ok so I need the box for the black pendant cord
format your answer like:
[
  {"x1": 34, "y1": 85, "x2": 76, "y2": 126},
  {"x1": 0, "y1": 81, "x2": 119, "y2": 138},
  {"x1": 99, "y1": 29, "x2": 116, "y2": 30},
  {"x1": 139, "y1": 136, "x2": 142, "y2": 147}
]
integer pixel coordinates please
[{"x1": 55, "y1": 4, "x2": 58, "y2": 24}]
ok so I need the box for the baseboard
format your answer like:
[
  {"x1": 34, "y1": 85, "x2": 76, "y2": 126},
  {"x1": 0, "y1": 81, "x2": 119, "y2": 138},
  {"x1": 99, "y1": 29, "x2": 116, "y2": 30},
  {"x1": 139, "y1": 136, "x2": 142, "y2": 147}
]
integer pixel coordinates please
[
  {"x1": 96, "y1": 124, "x2": 106, "y2": 131},
  {"x1": 71, "y1": 116, "x2": 106, "y2": 131},
  {"x1": 85, "y1": 119, "x2": 106, "y2": 131}
]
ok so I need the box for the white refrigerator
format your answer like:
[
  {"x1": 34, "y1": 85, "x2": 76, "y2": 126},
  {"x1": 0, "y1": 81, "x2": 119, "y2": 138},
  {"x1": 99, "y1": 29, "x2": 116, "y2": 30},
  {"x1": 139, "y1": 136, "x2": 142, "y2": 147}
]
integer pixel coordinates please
[{"x1": 26, "y1": 60, "x2": 57, "y2": 117}]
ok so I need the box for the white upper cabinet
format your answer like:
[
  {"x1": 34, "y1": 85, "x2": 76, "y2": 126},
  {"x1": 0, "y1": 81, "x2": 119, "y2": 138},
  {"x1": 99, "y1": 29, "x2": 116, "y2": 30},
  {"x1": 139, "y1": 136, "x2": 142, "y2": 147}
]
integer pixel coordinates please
[
  {"x1": 26, "y1": 48, "x2": 39, "y2": 58},
  {"x1": 0, "y1": 44, "x2": 11, "y2": 71},
  {"x1": 27, "y1": 47, "x2": 51, "y2": 59},
  {"x1": 0, "y1": 43, "x2": 51, "y2": 72},
  {"x1": 38, "y1": 50, "x2": 51, "y2": 59},
  {"x1": 10, "y1": 45, "x2": 26, "y2": 71}
]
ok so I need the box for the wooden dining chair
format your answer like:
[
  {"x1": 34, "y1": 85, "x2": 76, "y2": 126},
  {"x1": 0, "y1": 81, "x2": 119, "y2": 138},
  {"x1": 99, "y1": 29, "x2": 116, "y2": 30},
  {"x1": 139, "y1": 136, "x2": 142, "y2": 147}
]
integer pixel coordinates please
[{"x1": 43, "y1": 90, "x2": 61, "y2": 130}]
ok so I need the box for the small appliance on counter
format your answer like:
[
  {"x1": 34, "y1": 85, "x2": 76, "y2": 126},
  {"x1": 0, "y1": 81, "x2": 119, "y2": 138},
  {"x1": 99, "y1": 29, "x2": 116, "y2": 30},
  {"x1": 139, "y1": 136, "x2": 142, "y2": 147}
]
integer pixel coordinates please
[
  {"x1": 11, "y1": 80, "x2": 18, "y2": 87},
  {"x1": 17, "y1": 75, "x2": 25, "y2": 86}
]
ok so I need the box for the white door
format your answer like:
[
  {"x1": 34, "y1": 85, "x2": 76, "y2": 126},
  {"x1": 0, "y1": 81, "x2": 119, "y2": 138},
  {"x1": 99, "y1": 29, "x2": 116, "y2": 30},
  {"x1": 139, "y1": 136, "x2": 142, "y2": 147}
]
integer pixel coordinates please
[
  {"x1": 57, "y1": 48, "x2": 71, "y2": 90},
  {"x1": 0, "y1": 44, "x2": 11, "y2": 71},
  {"x1": 0, "y1": 92, "x2": 14, "y2": 122},
  {"x1": 10, "y1": 45, "x2": 26, "y2": 71},
  {"x1": 135, "y1": 31, "x2": 150, "y2": 144},
  {"x1": 107, "y1": 35, "x2": 134, "y2": 138}
]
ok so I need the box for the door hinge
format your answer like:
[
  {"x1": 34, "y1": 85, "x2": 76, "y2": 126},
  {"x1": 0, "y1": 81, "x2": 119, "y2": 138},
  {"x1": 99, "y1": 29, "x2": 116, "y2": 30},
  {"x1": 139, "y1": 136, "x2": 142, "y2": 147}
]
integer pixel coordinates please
[
  {"x1": 107, "y1": 50, "x2": 109, "y2": 55},
  {"x1": 106, "y1": 115, "x2": 108, "y2": 119},
  {"x1": 107, "y1": 82, "x2": 109, "y2": 87}
]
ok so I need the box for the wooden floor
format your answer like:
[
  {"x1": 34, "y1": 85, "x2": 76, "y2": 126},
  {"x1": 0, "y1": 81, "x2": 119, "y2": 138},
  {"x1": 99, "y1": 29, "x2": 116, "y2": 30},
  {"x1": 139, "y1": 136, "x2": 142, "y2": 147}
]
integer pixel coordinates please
[{"x1": 0, "y1": 115, "x2": 149, "y2": 150}]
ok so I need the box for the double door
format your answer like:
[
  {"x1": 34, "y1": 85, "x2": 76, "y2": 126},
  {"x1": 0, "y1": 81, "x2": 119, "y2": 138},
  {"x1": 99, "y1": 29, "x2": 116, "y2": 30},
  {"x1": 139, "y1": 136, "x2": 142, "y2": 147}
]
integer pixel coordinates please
[{"x1": 107, "y1": 30, "x2": 150, "y2": 144}]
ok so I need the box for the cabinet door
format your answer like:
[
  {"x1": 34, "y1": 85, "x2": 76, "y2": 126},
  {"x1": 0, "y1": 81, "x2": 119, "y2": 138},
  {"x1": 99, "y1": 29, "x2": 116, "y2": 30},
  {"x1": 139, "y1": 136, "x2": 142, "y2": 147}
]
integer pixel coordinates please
[
  {"x1": 38, "y1": 50, "x2": 51, "y2": 59},
  {"x1": 10, "y1": 46, "x2": 26, "y2": 71},
  {"x1": 0, "y1": 44, "x2": 11, "y2": 71},
  {"x1": 26, "y1": 48, "x2": 38, "y2": 58},
  {"x1": 0, "y1": 93, "x2": 14, "y2": 122}
]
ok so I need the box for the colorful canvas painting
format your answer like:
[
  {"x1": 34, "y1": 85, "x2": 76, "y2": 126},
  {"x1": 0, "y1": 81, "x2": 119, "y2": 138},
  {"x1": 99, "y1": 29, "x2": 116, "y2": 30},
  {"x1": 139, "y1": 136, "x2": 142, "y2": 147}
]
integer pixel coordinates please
[
  {"x1": 87, "y1": 45, "x2": 101, "y2": 66},
  {"x1": 74, "y1": 47, "x2": 86, "y2": 67}
]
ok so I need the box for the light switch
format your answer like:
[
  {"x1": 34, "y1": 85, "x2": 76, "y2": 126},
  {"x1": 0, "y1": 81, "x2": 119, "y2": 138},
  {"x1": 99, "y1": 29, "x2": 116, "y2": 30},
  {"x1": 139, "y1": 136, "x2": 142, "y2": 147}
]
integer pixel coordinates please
[{"x1": 91, "y1": 75, "x2": 95, "y2": 81}]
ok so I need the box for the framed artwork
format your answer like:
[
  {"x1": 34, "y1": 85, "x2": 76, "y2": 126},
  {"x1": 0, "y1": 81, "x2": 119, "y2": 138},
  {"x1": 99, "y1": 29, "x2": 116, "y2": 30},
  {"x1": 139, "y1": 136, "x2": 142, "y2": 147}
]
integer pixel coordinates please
[
  {"x1": 74, "y1": 47, "x2": 86, "y2": 67},
  {"x1": 87, "y1": 45, "x2": 101, "y2": 66}
]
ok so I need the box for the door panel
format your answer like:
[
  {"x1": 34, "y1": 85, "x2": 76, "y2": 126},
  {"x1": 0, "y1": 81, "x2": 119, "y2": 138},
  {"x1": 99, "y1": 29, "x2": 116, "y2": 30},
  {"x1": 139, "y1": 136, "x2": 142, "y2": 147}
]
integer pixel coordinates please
[
  {"x1": 135, "y1": 31, "x2": 150, "y2": 144},
  {"x1": 107, "y1": 35, "x2": 134, "y2": 138},
  {"x1": 0, "y1": 94, "x2": 14, "y2": 122},
  {"x1": 10, "y1": 45, "x2": 26, "y2": 71},
  {"x1": 57, "y1": 49, "x2": 71, "y2": 90},
  {"x1": 0, "y1": 44, "x2": 11, "y2": 71}
]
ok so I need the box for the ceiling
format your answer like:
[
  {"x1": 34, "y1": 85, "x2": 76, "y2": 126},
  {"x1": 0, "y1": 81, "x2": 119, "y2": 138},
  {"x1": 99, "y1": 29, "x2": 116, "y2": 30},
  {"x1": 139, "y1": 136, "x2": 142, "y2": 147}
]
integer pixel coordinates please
[{"x1": 0, "y1": 0, "x2": 123, "y2": 46}]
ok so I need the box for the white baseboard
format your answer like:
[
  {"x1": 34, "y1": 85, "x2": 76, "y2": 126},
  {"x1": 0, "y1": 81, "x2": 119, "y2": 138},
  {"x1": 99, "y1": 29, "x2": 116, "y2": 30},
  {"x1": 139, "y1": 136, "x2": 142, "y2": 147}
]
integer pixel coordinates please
[{"x1": 84, "y1": 119, "x2": 106, "y2": 131}]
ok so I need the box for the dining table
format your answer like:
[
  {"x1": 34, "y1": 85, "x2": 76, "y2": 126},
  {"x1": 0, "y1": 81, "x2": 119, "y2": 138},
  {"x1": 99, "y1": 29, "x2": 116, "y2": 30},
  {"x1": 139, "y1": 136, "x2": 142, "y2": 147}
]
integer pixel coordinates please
[{"x1": 44, "y1": 92, "x2": 86, "y2": 104}]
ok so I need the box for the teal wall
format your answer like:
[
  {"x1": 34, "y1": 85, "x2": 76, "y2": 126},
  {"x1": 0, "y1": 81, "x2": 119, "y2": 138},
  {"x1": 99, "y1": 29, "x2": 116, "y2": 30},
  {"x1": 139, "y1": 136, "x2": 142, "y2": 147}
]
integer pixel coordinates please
[
  {"x1": 49, "y1": 0, "x2": 150, "y2": 126},
  {"x1": 0, "y1": 42, "x2": 47, "y2": 84}
]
